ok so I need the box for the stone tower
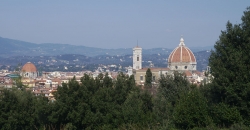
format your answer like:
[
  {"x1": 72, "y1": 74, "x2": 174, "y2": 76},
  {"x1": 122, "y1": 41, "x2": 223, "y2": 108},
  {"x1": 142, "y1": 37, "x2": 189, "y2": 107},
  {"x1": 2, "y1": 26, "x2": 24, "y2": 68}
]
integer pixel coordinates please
[{"x1": 133, "y1": 46, "x2": 142, "y2": 70}]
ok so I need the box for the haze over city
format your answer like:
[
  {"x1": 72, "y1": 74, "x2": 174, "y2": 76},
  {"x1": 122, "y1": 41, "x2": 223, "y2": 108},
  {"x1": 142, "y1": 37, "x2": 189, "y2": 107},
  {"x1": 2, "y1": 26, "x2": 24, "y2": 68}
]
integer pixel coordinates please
[
  {"x1": 0, "y1": 0, "x2": 249, "y2": 49},
  {"x1": 1, "y1": 0, "x2": 250, "y2": 129}
]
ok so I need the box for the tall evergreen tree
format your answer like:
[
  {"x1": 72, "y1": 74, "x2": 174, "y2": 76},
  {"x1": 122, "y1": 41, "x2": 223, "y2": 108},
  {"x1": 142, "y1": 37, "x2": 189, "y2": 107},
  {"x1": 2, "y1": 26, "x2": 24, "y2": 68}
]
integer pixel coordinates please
[
  {"x1": 145, "y1": 68, "x2": 152, "y2": 88},
  {"x1": 154, "y1": 71, "x2": 190, "y2": 127},
  {"x1": 173, "y1": 88, "x2": 211, "y2": 129},
  {"x1": 209, "y1": 7, "x2": 250, "y2": 125}
]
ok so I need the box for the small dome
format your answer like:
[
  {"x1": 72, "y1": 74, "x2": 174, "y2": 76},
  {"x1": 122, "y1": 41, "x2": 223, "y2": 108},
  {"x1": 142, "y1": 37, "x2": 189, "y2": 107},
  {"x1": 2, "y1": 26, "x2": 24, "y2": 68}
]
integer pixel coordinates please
[
  {"x1": 168, "y1": 38, "x2": 196, "y2": 63},
  {"x1": 21, "y1": 62, "x2": 37, "y2": 72}
]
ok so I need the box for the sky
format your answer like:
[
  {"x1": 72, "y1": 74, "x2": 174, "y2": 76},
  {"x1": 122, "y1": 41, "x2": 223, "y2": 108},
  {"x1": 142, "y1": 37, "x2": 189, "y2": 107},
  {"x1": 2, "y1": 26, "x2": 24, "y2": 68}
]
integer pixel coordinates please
[{"x1": 0, "y1": 1, "x2": 249, "y2": 49}]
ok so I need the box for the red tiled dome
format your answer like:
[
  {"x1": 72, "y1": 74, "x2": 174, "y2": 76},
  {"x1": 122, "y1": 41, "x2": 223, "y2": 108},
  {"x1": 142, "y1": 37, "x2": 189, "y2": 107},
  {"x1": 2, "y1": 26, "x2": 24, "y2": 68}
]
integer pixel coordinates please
[
  {"x1": 168, "y1": 38, "x2": 196, "y2": 63},
  {"x1": 21, "y1": 62, "x2": 37, "y2": 72}
]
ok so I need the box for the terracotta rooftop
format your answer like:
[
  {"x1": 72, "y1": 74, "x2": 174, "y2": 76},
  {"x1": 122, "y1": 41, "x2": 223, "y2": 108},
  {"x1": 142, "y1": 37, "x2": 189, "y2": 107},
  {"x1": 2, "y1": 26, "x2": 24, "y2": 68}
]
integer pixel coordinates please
[
  {"x1": 184, "y1": 70, "x2": 192, "y2": 77},
  {"x1": 168, "y1": 38, "x2": 196, "y2": 63}
]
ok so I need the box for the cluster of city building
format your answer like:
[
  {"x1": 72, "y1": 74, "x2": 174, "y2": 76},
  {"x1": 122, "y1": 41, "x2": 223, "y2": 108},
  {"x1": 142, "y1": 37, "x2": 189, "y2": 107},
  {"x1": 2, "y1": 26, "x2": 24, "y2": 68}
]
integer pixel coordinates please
[
  {"x1": 0, "y1": 37, "x2": 208, "y2": 99},
  {"x1": 131, "y1": 37, "x2": 207, "y2": 85}
]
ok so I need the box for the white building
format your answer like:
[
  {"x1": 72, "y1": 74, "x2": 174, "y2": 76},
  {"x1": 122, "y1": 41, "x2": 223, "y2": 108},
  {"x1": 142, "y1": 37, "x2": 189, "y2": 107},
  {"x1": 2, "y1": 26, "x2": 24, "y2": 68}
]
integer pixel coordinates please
[{"x1": 133, "y1": 46, "x2": 142, "y2": 70}]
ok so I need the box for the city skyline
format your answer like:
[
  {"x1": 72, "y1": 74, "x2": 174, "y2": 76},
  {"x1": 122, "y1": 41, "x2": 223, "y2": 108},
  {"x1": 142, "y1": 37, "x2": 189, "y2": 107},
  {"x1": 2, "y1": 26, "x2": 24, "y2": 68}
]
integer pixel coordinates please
[{"x1": 0, "y1": 1, "x2": 249, "y2": 49}]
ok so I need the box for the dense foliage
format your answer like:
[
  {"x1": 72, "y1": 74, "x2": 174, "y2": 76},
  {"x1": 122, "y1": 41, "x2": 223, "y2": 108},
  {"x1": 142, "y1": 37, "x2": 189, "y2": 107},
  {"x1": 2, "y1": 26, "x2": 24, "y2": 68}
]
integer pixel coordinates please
[
  {"x1": 0, "y1": 6, "x2": 250, "y2": 130},
  {"x1": 208, "y1": 6, "x2": 250, "y2": 126},
  {"x1": 0, "y1": 73, "x2": 155, "y2": 130}
]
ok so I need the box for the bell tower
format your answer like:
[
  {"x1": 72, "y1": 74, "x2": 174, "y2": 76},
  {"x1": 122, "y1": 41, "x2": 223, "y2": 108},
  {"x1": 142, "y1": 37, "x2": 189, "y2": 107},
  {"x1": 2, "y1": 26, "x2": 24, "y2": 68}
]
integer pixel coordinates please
[{"x1": 133, "y1": 45, "x2": 142, "y2": 70}]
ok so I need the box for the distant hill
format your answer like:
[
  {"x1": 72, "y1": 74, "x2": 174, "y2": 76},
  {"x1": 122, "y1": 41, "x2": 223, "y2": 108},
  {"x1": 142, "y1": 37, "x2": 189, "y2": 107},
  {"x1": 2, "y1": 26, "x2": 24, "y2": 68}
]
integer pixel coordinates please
[
  {"x1": 0, "y1": 37, "x2": 171, "y2": 57},
  {"x1": 0, "y1": 36, "x2": 212, "y2": 57},
  {"x1": 0, "y1": 36, "x2": 212, "y2": 71},
  {"x1": 0, "y1": 37, "x2": 113, "y2": 57}
]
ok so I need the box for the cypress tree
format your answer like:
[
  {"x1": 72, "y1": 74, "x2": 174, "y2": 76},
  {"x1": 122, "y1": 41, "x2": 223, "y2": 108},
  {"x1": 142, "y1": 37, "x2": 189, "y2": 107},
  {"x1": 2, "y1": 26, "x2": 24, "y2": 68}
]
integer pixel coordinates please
[
  {"x1": 154, "y1": 71, "x2": 190, "y2": 126},
  {"x1": 173, "y1": 88, "x2": 211, "y2": 129},
  {"x1": 145, "y1": 68, "x2": 152, "y2": 88}
]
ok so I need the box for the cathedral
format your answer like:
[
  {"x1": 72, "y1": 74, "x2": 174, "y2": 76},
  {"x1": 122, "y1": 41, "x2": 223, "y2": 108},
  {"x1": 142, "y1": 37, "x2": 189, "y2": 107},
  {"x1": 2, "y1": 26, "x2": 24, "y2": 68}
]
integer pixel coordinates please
[
  {"x1": 168, "y1": 37, "x2": 197, "y2": 71},
  {"x1": 133, "y1": 37, "x2": 201, "y2": 85}
]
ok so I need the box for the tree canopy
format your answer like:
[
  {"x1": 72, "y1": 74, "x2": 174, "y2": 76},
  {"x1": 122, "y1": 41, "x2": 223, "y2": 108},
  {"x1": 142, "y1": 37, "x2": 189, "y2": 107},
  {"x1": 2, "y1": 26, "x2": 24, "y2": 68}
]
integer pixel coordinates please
[{"x1": 209, "y1": 6, "x2": 250, "y2": 125}]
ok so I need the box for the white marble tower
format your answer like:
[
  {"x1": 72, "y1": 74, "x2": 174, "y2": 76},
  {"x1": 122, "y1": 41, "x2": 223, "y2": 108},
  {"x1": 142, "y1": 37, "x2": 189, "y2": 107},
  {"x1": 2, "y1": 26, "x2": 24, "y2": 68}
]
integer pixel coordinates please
[{"x1": 133, "y1": 46, "x2": 142, "y2": 70}]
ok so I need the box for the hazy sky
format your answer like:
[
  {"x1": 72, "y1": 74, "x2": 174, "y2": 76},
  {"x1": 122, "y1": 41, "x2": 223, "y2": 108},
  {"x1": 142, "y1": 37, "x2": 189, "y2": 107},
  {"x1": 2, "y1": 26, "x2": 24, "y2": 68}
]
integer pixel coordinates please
[{"x1": 0, "y1": 1, "x2": 249, "y2": 49}]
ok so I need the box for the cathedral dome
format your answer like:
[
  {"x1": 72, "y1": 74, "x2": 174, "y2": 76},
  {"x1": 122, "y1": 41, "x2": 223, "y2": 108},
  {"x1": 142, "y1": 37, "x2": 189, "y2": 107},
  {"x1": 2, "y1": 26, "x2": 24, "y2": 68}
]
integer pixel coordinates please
[
  {"x1": 168, "y1": 38, "x2": 196, "y2": 63},
  {"x1": 21, "y1": 62, "x2": 37, "y2": 72},
  {"x1": 168, "y1": 38, "x2": 197, "y2": 71}
]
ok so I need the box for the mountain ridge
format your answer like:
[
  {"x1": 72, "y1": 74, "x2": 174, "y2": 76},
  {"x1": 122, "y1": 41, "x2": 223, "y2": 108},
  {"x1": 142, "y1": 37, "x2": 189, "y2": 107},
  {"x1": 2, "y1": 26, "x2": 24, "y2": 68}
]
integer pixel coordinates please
[{"x1": 0, "y1": 36, "x2": 213, "y2": 57}]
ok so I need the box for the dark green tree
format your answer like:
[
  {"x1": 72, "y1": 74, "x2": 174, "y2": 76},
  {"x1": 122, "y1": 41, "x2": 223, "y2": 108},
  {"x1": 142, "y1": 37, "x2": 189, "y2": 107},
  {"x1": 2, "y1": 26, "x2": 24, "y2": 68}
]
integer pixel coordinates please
[
  {"x1": 121, "y1": 90, "x2": 154, "y2": 129},
  {"x1": 103, "y1": 72, "x2": 113, "y2": 88},
  {"x1": 113, "y1": 73, "x2": 136, "y2": 104},
  {"x1": 47, "y1": 72, "x2": 148, "y2": 129},
  {"x1": 154, "y1": 71, "x2": 190, "y2": 127},
  {"x1": 0, "y1": 89, "x2": 42, "y2": 129},
  {"x1": 145, "y1": 68, "x2": 152, "y2": 88},
  {"x1": 173, "y1": 88, "x2": 212, "y2": 129},
  {"x1": 209, "y1": 7, "x2": 250, "y2": 125},
  {"x1": 210, "y1": 103, "x2": 242, "y2": 127}
]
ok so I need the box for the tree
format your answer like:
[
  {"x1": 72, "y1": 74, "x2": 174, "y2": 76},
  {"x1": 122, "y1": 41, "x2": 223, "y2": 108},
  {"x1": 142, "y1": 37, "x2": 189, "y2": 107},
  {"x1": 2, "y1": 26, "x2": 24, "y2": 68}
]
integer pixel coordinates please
[
  {"x1": 0, "y1": 89, "x2": 42, "y2": 129},
  {"x1": 121, "y1": 90, "x2": 154, "y2": 128},
  {"x1": 154, "y1": 71, "x2": 190, "y2": 127},
  {"x1": 209, "y1": 7, "x2": 250, "y2": 125},
  {"x1": 145, "y1": 68, "x2": 152, "y2": 88},
  {"x1": 173, "y1": 88, "x2": 212, "y2": 129},
  {"x1": 47, "y1": 72, "x2": 147, "y2": 129},
  {"x1": 103, "y1": 73, "x2": 113, "y2": 88},
  {"x1": 210, "y1": 103, "x2": 242, "y2": 127}
]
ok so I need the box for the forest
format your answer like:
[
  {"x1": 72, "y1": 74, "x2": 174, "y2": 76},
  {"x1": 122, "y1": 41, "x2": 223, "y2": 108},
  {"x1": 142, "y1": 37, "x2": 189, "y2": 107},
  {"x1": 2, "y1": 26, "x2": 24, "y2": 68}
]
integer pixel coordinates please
[{"x1": 0, "y1": 7, "x2": 250, "y2": 130}]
